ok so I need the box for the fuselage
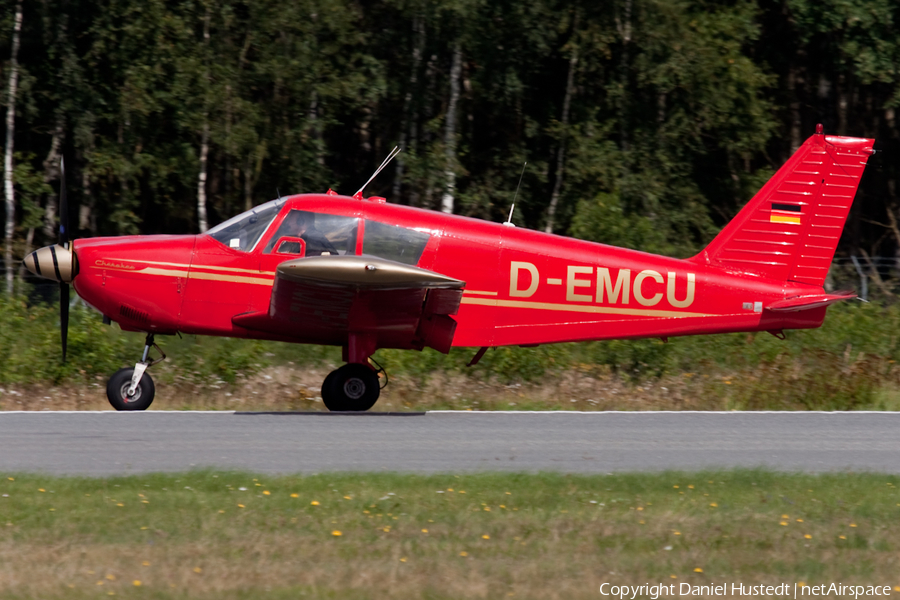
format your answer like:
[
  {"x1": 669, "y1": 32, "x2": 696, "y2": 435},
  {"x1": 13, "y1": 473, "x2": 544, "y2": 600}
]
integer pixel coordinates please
[{"x1": 70, "y1": 193, "x2": 827, "y2": 349}]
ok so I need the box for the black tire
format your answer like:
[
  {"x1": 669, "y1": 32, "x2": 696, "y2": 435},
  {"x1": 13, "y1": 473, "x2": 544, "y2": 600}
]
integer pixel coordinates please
[
  {"x1": 106, "y1": 367, "x2": 156, "y2": 411},
  {"x1": 321, "y1": 363, "x2": 380, "y2": 412}
]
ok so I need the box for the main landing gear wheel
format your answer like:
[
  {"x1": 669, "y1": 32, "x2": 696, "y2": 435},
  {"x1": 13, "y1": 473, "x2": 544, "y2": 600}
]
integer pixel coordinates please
[
  {"x1": 106, "y1": 367, "x2": 156, "y2": 411},
  {"x1": 321, "y1": 363, "x2": 380, "y2": 412}
]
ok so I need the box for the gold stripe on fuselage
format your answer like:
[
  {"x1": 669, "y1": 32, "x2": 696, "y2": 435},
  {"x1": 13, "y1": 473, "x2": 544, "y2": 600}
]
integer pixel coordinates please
[
  {"x1": 460, "y1": 296, "x2": 714, "y2": 319},
  {"x1": 97, "y1": 260, "x2": 275, "y2": 285}
]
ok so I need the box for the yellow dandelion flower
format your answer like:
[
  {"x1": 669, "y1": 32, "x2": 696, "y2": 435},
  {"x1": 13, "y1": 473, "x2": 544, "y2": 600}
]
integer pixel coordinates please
[
  {"x1": 96, "y1": 581, "x2": 104, "y2": 586},
  {"x1": 141, "y1": 500, "x2": 149, "y2": 504},
  {"x1": 140, "y1": 526, "x2": 148, "y2": 530},
  {"x1": 694, "y1": 568, "x2": 703, "y2": 573},
  {"x1": 780, "y1": 522, "x2": 788, "y2": 526},
  {"x1": 38, "y1": 488, "x2": 45, "y2": 492},
  {"x1": 850, "y1": 523, "x2": 857, "y2": 528},
  {"x1": 484, "y1": 507, "x2": 491, "y2": 511},
  {"x1": 709, "y1": 503, "x2": 718, "y2": 508},
  {"x1": 505, "y1": 491, "x2": 511, "y2": 495},
  {"x1": 237, "y1": 504, "x2": 245, "y2": 508},
  {"x1": 382, "y1": 526, "x2": 391, "y2": 532},
  {"x1": 447, "y1": 488, "x2": 454, "y2": 492},
  {"x1": 639, "y1": 520, "x2": 646, "y2": 524},
  {"x1": 193, "y1": 567, "x2": 202, "y2": 573},
  {"x1": 332, "y1": 530, "x2": 342, "y2": 537},
  {"x1": 673, "y1": 485, "x2": 679, "y2": 489},
  {"x1": 142, "y1": 561, "x2": 150, "y2": 566},
  {"x1": 133, "y1": 580, "x2": 142, "y2": 587},
  {"x1": 673, "y1": 531, "x2": 681, "y2": 535},
  {"x1": 839, "y1": 535, "x2": 846, "y2": 540},
  {"x1": 343, "y1": 495, "x2": 352, "y2": 500},
  {"x1": 459, "y1": 551, "x2": 468, "y2": 557},
  {"x1": 670, "y1": 575, "x2": 677, "y2": 579},
  {"x1": 804, "y1": 534, "x2": 812, "y2": 539},
  {"x1": 782, "y1": 514, "x2": 789, "y2": 519},
  {"x1": 262, "y1": 491, "x2": 270, "y2": 496},
  {"x1": 400, "y1": 557, "x2": 407, "y2": 562},
  {"x1": 688, "y1": 485, "x2": 694, "y2": 489},
  {"x1": 7, "y1": 477, "x2": 12, "y2": 481},
  {"x1": 637, "y1": 507, "x2": 644, "y2": 511},
  {"x1": 893, "y1": 587, "x2": 900, "y2": 592},
  {"x1": 459, "y1": 490, "x2": 466, "y2": 494},
  {"x1": 500, "y1": 505, "x2": 506, "y2": 508},
  {"x1": 255, "y1": 483, "x2": 261, "y2": 487},
  {"x1": 290, "y1": 493, "x2": 299, "y2": 498},
  {"x1": 311, "y1": 501, "x2": 320, "y2": 506},
  {"x1": 105, "y1": 574, "x2": 116, "y2": 581},
  {"x1": 218, "y1": 510, "x2": 225, "y2": 514},
  {"x1": 796, "y1": 518, "x2": 803, "y2": 522},
  {"x1": 482, "y1": 534, "x2": 490, "y2": 539},
  {"x1": 799, "y1": 582, "x2": 807, "y2": 587},
  {"x1": 421, "y1": 529, "x2": 428, "y2": 533}
]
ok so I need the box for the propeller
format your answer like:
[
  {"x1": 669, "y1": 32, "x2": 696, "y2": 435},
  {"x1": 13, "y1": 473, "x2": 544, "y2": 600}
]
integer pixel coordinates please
[{"x1": 59, "y1": 157, "x2": 69, "y2": 361}]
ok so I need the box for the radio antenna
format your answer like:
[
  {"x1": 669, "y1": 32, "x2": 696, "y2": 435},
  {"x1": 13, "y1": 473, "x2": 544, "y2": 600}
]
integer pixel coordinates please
[
  {"x1": 504, "y1": 162, "x2": 527, "y2": 227},
  {"x1": 355, "y1": 146, "x2": 402, "y2": 198}
]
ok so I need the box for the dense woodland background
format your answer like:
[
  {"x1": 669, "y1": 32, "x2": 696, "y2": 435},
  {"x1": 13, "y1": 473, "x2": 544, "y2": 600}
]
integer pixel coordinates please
[{"x1": 2, "y1": 0, "x2": 900, "y2": 287}]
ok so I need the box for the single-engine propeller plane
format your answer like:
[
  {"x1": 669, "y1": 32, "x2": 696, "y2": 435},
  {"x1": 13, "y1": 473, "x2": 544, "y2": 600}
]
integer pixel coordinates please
[{"x1": 24, "y1": 125, "x2": 875, "y2": 411}]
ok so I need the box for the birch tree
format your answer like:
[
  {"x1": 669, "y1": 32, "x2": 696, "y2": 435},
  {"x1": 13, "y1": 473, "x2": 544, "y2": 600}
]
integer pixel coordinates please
[{"x1": 4, "y1": 0, "x2": 22, "y2": 295}]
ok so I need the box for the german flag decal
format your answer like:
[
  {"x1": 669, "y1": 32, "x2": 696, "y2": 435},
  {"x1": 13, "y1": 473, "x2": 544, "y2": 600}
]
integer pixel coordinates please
[{"x1": 770, "y1": 202, "x2": 801, "y2": 225}]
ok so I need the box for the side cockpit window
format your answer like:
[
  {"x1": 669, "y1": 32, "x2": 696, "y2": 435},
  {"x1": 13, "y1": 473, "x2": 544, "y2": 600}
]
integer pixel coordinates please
[
  {"x1": 263, "y1": 210, "x2": 358, "y2": 257},
  {"x1": 362, "y1": 220, "x2": 430, "y2": 265},
  {"x1": 208, "y1": 198, "x2": 285, "y2": 252}
]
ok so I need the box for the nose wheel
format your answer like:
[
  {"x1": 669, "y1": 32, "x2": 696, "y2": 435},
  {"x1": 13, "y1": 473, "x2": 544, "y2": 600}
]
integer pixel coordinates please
[
  {"x1": 106, "y1": 333, "x2": 165, "y2": 411},
  {"x1": 321, "y1": 363, "x2": 381, "y2": 412}
]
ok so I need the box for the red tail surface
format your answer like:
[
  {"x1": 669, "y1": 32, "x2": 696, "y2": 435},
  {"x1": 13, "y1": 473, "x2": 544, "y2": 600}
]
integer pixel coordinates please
[{"x1": 692, "y1": 127, "x2": 875, "y2": 286}]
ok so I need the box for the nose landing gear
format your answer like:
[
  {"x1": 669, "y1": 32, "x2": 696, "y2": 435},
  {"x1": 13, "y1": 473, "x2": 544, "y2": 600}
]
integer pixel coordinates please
[{"x1": 106, "y1": 334, "x2": 166, "y2": 411}]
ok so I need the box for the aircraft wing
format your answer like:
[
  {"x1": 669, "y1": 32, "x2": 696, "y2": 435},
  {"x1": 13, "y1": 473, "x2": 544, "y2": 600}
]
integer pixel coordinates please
[{"x1": 232, "y1": 255, "x2": 465, "y2": 353}]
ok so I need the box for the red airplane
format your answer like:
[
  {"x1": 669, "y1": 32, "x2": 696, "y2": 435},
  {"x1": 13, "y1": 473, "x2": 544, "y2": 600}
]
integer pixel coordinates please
[{"x1": 24, "y1": 125, "x2": 875, "y2": 411}]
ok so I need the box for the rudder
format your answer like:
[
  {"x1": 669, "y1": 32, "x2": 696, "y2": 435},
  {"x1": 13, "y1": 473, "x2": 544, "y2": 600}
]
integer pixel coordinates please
[{"x1": 691, "y1": 125, "x2": 875, "y2": 286}]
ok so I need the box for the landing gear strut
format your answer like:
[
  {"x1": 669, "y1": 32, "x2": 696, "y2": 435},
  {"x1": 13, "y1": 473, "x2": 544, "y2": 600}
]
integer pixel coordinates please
[{"x1": 106, "y1": 333, "x2": 166, "y2": 411}]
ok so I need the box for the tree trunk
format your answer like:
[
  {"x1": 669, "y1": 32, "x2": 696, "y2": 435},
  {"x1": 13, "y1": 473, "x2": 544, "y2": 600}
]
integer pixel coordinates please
[
  {"x1": 545, "y1": 45, "x2": 578, "y2": 234},
  {"x1": 196, "y1": 7, "x2": 211, "y2": 233},
  {"x1": 394, "y1": 13, "x2": 425, "y2": 202},
  {"x1": 440, "y1": 41, "x2": 462, "y2": 214},
  {"x1": 787, "y1": 65, "x2": 802, "y2": 154},
  {"x1": 42, "y1": 113, "x2": 66, "y2": 241},
  {"x1": 616, "y1": 0, "x2": 632, "y2": 154},
  {"x1": 4, "y1": 0, "x2": 22, "y2": 295}
]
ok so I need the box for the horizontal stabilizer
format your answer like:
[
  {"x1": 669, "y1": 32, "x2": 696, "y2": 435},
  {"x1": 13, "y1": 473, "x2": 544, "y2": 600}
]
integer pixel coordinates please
[{"x1": 766, "y1": 290, "x2": 857, "y2": 312}]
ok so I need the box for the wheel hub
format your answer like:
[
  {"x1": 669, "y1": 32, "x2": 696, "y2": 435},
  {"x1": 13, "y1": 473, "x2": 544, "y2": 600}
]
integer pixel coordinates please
[
  {"x1": 343, "y1": 377, "x2": 366, "y2": 400},
  {"x1": 119, "y1": 382, "x2": 142, "y2": 403}
]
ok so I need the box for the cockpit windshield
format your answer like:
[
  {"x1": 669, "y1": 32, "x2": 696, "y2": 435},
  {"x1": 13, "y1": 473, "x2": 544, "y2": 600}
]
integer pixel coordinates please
[{"x1": 207, "y1": 198, "x2": 285, "y2": 252}]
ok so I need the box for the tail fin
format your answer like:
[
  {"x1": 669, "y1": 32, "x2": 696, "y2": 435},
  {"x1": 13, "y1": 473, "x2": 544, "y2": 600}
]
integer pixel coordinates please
[{"x1": 691, "y1": 125, "x2": 875, "y2": 286}]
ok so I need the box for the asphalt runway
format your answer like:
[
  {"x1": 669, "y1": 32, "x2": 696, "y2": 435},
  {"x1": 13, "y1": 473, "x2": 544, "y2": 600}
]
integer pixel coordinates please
[{"x1": 1, "y1": 411, "x2": 899, "y2": 476}]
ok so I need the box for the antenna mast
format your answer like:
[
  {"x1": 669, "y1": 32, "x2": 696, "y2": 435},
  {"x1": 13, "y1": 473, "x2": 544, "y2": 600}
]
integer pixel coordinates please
[
  {"x1": 504, "y1": 162, "x2": 527, "y2": 227},
  {"x1": 355, "y1": 146, "x2": 402, "y2": 198}
]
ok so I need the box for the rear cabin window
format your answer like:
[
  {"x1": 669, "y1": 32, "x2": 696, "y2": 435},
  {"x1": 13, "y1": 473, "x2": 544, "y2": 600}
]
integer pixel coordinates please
[
  {"x1": 263, "y1": 210, "x2": 358, "y2": 257},
  {"x1": 362, "y1": 220, "x2": 430, "y2": 265}
]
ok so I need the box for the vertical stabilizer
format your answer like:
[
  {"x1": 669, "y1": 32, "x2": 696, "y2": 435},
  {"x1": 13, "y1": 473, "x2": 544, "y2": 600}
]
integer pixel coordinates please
[{"x1": 691, "y1": 126, "x2": 875, "y2": 286}]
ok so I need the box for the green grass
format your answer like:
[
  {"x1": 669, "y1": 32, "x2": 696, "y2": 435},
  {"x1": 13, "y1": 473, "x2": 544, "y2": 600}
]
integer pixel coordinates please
[{"x1": 1, "y1": 471, "x2": 899, "y2": 598}]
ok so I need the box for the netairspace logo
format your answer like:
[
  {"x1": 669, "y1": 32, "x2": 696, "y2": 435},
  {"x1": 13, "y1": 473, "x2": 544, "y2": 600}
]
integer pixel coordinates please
[{"x1": 599, "y1": 583, "x2": 894, "y2": 599}]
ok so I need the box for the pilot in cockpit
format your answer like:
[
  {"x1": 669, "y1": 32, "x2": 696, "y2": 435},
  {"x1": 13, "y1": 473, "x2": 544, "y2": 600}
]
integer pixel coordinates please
[{"x1": 272, "y1": 210, "x2": 338, "y2": 256}]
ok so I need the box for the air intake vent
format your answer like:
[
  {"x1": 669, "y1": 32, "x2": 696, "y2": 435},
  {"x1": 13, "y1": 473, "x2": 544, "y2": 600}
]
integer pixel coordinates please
[{"x1": 119, "y1": 304, "x2": 150, "y2": 325}]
